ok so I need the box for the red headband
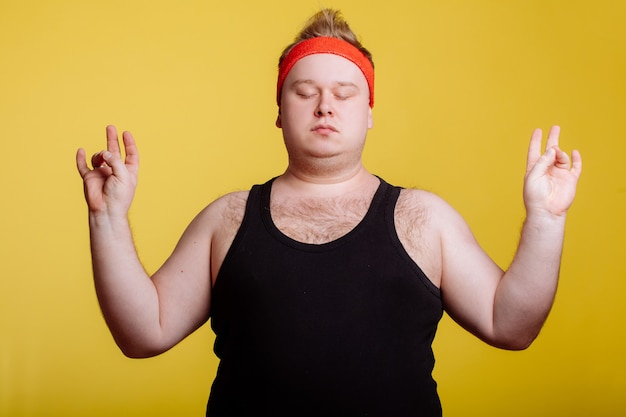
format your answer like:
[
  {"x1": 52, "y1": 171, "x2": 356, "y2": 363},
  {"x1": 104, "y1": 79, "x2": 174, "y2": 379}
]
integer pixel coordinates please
[{"x1": 277, "y1": 36, "x2": 375, "y2": 107}]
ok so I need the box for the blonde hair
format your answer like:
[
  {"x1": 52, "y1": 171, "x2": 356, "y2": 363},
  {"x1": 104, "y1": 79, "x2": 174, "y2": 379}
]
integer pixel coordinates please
[{"x1": 278, "y1": 9, "x2": 374, "y2": 68}]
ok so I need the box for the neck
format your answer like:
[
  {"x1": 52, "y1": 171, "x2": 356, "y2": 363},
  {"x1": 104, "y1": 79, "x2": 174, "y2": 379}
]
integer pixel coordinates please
[
  {"x1": 284, "y1": 146, "x2": 369, "y2": 180},
  {"x1": 274, "y1": 163, "x2": 378, "y2": 198}
]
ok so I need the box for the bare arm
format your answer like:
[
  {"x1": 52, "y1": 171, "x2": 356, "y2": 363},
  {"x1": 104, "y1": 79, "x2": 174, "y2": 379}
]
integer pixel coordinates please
[
  {"x1": 440, "y1": 126, "x2": 582, "y2": 350},
  {"x1": 76, "y1": 126, "x2": 212, "y2": 358}
]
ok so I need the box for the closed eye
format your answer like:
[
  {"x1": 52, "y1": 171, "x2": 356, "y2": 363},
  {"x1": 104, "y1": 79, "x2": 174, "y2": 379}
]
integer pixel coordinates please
[{"x1": 333, "y1": 86, "x2": 358, "y2": 100}]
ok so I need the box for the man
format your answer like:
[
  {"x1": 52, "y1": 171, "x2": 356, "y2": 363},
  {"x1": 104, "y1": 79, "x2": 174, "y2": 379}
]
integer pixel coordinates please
[{"x1": 76, "y1": 9, "x2": 582, "y2": 417}]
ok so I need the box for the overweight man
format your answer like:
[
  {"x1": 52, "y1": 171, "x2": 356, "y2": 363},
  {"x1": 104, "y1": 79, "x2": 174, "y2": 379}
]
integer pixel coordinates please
[{"x1": 76, "y1": 9, "x2": 582, "y2": 417}]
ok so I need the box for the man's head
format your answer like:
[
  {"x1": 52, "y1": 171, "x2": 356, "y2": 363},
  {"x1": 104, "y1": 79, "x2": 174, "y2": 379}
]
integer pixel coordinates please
[
  {"x1": 275, "y1": 10, "x2": 375, "y2": 174},
  {"x1": 276, "y1": 9, "x2": 374, "y2": 109}
]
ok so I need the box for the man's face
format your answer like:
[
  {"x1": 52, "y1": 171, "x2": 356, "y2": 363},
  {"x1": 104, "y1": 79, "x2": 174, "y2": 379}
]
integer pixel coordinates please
[{"x1": 277, "y1": 53, "x2": 373, "y2": 164}]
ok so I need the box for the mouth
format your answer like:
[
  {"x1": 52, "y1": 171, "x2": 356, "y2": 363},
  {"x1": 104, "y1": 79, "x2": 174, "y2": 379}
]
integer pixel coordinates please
[{"x1": 311, "y1": 124, "x2": 338, "y2": 135}]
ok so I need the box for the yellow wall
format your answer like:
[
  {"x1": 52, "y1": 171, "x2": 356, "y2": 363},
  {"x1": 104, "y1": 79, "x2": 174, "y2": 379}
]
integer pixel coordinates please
[{"x1": 1, "y1": 1, "x2": 624, "y2": 416}]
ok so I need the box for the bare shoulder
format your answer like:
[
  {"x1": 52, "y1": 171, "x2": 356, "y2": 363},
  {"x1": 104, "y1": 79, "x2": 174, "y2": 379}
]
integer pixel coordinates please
[
  {"x1": 395, "y1": 188, "x2": 451, "y2": 230},
  {"x1": 396, "y1": 188, "x2": 467, "y2": 230},
  {"x1": 187, "y1": 190, "x2": 248, "y2": 229},
  {"x1": 396, "y1": 188, "x2": 436, "y2": 216},
  {"x1": 208, "y1": 190, "x2": 249, "y2": 226},
  {"x1": 394, "y1": 188, "x2": 465, "y2": 287},
  {"x1": 198, "y1": 191, "x2": 249, "y2": 282}
]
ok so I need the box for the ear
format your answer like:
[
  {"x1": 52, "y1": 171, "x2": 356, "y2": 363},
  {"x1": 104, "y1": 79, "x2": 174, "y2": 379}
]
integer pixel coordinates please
[
  {"x1": 275, "y1": 109, "x2": 282, "y2": 128},
  {"x1": 367, "y1": 107, "x2": 373, "y2": 129}
]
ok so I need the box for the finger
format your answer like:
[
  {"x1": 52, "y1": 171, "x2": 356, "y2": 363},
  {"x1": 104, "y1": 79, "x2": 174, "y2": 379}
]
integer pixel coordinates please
[
  {"x1": 545, "y1": 125, "x2": 560, "y2": 151},
  {"x1": 122, "y1": 130, "x2": 139, "y2": 167},
  {"x1": 571, "y1": 149, "x2": 583, "y2": 178},
  {"x1": 101, "y1": 149, "x2": 129, "y2": 180},
  {"x1": 526, "y1": 128, "x2": 543, "y2": 175},
  {"x1": 553, "y1": 146, "x2": 571, "y2": 169},
  {"x1": 106, "y1": 125, "x2": 121, "y2": 156},
  {"x1": 91, "y1": 151, "x2": 108, "y2": 168},
  {"x1": 528, "y1": 146, "x2": 557, "y2": 179},
  {"x1": 76, "y1": 148, "x2": 90, "y2": 178}
]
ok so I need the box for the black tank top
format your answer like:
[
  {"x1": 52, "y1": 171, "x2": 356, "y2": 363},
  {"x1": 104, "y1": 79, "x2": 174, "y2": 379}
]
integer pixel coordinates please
[{"x1": 208, "y1": 177, "x2": 443, "y2": 417}]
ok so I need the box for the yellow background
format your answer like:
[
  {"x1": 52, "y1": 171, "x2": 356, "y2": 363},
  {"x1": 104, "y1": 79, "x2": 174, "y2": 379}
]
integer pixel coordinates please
[{"x1": 1, "y1": 0, "x2": 624, "y2": 416}]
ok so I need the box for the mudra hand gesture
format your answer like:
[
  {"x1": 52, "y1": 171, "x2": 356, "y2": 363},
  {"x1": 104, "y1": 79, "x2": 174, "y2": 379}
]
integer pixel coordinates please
[
  {"x1": 76, "y1": 125, "x2": 139, "y2": 217},
  {"x1": 523, "y1": 126, "x2": 582, "y2": 219}
]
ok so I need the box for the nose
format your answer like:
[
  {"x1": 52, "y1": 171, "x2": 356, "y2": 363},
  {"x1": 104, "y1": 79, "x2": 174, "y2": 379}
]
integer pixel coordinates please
[{"x1": 315, "y1": 93, "x2": 333, "y2": 117}]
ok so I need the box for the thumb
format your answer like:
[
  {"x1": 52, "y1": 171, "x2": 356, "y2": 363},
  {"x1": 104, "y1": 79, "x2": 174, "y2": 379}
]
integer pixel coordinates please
[
  {"x1": 527, "y1": 146, "x2": 556, "y2": 180},
  {"x1": 102, "y1": 150, "x2": 128, "y2": 179}
]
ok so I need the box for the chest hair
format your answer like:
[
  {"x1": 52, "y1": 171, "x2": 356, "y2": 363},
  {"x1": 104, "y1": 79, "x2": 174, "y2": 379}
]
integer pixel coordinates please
[{"x1": 271, "y1": 196, "x2": 372, "y2": 244}]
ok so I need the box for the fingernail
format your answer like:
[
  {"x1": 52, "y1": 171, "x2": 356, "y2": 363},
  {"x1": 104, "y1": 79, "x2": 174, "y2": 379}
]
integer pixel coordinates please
[{"x1": 103, "y1": 151, "x2": 112, "y2": 159}]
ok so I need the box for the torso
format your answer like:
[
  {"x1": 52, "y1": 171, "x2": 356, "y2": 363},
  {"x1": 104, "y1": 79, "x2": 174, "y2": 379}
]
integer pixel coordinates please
[
  {"x1": 208, "y1": 177, "x2": 444, "y2": 416},
  {"x1": 210, "y1": 178, "x2": 442, "y2": 288}
]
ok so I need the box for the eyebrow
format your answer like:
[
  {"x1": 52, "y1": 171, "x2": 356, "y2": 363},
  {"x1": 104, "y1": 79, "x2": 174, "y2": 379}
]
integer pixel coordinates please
[{"x1": 289, "y1": 79, "x2": 360, "y2": 89}]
